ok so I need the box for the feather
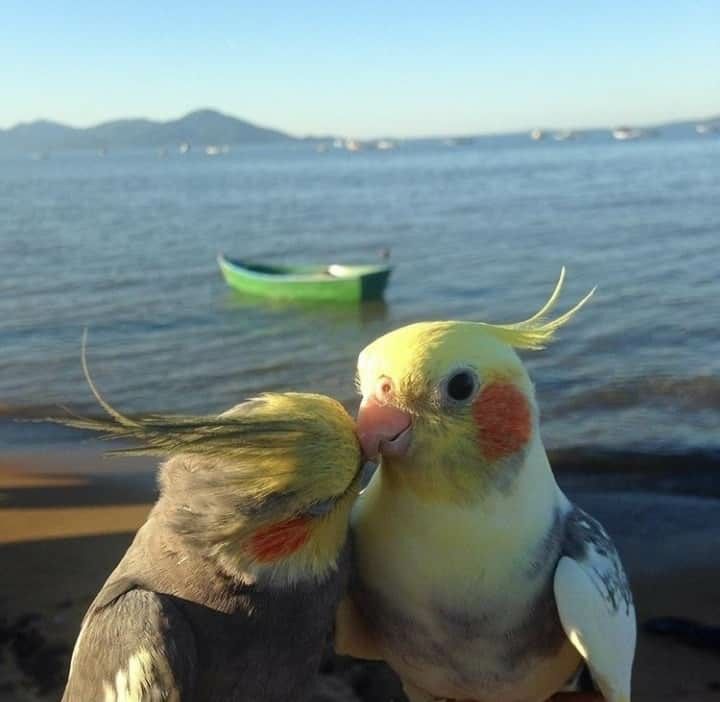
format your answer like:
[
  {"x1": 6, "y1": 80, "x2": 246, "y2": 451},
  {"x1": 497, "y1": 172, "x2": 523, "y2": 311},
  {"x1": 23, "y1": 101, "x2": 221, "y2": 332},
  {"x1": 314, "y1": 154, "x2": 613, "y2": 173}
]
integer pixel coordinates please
[
  {"x1": 505, "y1": 266, "x2": 567, "y2": 328},
  {"x1": 80, "y1": 328, "x2": 140, "y2": 428},
  {"x1": 481, "y1": 269, "x2": 595, "y2": 350},
  {"x1": 45, "y1": 335, "x2": 363, "y2": 513},
  {"x1": 554, "y1": 510, "x2": 636, "y2": 702},
  {"x1": 47, "y1": 333, "x2": 351, "y2": 461}
]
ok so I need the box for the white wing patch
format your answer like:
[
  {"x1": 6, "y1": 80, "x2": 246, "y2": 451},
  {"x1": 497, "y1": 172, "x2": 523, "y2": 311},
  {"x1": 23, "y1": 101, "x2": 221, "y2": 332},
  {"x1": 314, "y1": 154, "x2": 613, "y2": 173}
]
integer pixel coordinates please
[
  {"x1": 554, "y1": 508, "x2": 636, "y2": 702},
  {"x1": 102, "y1": 649, "x2": 161, "y2": 702}
]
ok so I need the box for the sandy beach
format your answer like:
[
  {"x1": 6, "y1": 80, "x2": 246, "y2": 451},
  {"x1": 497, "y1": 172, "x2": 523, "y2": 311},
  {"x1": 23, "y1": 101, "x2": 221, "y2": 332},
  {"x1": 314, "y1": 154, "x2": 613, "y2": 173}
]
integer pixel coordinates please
[{"x1": 1, "y1": 448, "x2": 719, "y2": 701}]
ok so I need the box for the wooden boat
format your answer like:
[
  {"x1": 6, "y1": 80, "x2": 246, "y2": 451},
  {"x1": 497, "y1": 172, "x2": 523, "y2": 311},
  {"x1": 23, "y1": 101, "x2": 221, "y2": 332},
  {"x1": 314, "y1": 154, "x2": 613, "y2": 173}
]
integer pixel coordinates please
[{"x1": 217, "y1": 254, "x2": 392, "y2": 302}]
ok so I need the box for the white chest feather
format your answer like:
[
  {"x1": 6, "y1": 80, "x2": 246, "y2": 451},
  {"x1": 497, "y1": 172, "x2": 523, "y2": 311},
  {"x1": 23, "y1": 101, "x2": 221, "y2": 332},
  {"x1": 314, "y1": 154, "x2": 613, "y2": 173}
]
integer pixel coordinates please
[{"x1": 351, "y1": 449, "x2": 580, "y2": 700}]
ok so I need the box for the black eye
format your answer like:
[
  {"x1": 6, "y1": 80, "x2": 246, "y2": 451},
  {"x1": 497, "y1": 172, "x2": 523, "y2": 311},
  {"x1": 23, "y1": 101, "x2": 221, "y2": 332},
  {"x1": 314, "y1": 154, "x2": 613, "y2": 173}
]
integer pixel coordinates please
[{"x1": 446, "y1": 370, "x2": 477, "y2": 402}]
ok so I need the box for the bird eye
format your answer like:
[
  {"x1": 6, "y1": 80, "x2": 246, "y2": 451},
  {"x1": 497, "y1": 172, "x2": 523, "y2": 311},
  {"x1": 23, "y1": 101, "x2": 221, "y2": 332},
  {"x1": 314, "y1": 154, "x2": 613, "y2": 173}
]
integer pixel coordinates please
[{"x1": 445, "y1": 370, "x2": 477, "y2": 403}]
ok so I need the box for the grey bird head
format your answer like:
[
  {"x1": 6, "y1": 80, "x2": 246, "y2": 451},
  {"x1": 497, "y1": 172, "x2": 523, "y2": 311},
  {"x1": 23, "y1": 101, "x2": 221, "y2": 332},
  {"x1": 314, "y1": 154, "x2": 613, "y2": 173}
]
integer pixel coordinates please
[{"x1": 51, "y1": 336, "x2": 365, "y2": 586}]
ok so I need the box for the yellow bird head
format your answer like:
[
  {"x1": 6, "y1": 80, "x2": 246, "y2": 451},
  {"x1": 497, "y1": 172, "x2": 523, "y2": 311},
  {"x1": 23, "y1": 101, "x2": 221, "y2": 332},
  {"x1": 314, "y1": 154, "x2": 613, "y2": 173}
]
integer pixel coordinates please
[
  {"x1": 53, "y1": 339, "x2": 364, "y2": 584},
  {"x1": 355, "y1": 269, "x2": 594, "y2": 503},
  {"x1": 154, "y1": 393, "x2": 365, "y2": 583}
]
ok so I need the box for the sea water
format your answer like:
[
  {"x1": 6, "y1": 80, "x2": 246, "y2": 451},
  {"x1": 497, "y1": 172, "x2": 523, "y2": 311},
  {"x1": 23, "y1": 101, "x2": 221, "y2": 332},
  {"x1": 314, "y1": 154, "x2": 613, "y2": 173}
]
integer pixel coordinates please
[{"x1": 1, "y1": 136, "x2": 718, "y2": 452}]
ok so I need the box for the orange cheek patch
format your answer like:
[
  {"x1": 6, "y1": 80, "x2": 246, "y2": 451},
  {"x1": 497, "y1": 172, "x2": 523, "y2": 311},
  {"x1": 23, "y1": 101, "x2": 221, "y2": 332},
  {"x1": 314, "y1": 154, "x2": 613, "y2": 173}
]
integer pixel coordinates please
[
  {"x1": 472, "y1": 381, "x2": 532, "y2": 461},
  {"x1": 250, "y1": 516, "x2": 311, "y2": 563}
]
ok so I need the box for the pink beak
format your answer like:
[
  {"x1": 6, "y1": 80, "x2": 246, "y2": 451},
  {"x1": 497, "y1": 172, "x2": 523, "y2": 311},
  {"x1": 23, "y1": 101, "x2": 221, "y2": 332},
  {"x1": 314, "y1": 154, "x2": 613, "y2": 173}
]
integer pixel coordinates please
[{"x1": 356, "y1": 395, "x2": 413, "y2": 461}]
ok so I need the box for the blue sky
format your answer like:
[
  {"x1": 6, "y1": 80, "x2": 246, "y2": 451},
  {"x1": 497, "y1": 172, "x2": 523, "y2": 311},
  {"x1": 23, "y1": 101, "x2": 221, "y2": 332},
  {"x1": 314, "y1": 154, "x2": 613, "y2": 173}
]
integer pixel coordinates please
[{"x1": 3, "y1": 1, "x2": 719, "y2": 138}]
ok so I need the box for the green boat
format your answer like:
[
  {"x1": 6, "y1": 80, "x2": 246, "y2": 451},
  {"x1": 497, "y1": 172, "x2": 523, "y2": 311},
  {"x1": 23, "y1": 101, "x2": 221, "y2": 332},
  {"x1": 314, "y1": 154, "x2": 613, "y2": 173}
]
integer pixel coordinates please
[{"x1": 217, "y1": 254, "x2": 392, "y2": 302}]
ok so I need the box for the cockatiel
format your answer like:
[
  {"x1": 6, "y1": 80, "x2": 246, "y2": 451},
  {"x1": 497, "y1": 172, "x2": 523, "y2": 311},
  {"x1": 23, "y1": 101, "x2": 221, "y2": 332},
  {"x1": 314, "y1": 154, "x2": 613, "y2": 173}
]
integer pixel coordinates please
[
  {"x1": 60, "y1": 349, "x2": 364, "y2": 702},
  {"x1": 336, "y1": 270, "x2": 635, "y2": 702}
]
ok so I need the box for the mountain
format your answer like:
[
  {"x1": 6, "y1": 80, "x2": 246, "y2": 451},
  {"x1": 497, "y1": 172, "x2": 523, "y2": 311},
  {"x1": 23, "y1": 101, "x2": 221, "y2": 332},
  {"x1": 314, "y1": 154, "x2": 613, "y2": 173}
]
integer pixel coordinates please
[
  {"x1": 0, "y1": 109, "x2": 292, "y2": 152},
  {"x1": 2, "y1": 109, "x2": 718, "y2": 154}
]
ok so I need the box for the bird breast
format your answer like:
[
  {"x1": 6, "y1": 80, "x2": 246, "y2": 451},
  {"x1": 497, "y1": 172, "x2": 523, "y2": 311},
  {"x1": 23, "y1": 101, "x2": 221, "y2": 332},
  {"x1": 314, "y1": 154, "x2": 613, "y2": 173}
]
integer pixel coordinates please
[{"x1": 351, "y1": 478, "x2": 581, "y2": 700}]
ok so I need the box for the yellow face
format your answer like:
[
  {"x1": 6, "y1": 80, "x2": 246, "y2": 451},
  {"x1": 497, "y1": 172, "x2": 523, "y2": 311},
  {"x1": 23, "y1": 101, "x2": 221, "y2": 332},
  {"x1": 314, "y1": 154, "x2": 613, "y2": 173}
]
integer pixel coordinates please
[
  {"x1": 162, "y1": 393, "x2": 365, "y2": 584},
  {"x1": 219, "y1": 393, "x2": 363, "y2": 510},
  {"x1": 222, "y1": 393, "x2": 364, "y2": 583},
  {"x1": 356, "y1": 322, "x2": 537, "y2": 503}
]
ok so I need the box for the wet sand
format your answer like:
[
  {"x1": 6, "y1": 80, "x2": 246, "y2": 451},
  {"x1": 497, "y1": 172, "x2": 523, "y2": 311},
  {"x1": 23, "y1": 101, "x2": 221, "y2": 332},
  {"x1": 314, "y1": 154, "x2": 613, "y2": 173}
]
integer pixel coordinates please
[{"x1": 1, "y1": 448, "x2": 719, "y2": 701}]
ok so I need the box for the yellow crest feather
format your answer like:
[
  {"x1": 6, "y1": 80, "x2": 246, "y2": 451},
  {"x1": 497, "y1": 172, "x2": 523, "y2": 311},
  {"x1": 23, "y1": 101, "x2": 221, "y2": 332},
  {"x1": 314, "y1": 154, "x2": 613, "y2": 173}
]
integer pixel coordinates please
[
  {"x1": 479, "y1": 267, "x2": 595, "y2": 350},
  {"x1": 51, "y1": 333, "x2": 361, "y2": 479}
]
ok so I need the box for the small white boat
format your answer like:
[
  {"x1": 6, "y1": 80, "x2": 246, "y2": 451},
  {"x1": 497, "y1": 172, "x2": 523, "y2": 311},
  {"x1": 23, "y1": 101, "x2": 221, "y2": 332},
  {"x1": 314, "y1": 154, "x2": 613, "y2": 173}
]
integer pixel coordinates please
[
  {"x1": 205, "y1": 145, "x2": 222, "y2": 156},
  {"x1": 696, "y1": 124, "x2": 719, "y2": 135},
  {"x1": 179, "y1": 142, "x2": 191, "y2": 154},
  {"x1": 530, "y1": 129, "x2": 545, "y2": 141},
  {"x1": 612, "y1": 127, "x2": 644, "y2": 141},
  {"x1": 375, "y1": 139, "x2": 396, "y2": 150}
]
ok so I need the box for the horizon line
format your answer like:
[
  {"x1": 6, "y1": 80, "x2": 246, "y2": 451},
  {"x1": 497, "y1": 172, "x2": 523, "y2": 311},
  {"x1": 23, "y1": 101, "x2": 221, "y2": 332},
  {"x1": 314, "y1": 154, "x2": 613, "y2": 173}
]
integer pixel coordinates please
[{"x1": 2, "y1": 106, "x2": 719, "y2": 142}]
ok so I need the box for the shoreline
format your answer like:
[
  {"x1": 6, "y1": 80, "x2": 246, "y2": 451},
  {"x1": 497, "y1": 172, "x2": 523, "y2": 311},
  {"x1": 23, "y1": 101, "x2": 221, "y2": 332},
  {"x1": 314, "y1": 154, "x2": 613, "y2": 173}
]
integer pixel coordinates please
[
  {"x1": 4, "y1": 438, "x2": 720, "y2": 495},
  {"x1": 2, "y1": 415, "x2": 719, "y2": 480}
]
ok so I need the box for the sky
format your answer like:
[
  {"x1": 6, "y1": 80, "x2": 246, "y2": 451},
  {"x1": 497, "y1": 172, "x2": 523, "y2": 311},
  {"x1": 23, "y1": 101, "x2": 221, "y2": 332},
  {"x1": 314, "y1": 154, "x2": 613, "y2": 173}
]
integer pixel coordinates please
[{"x1": 3, "y1": 1, "x2": 720, "y2": 138}]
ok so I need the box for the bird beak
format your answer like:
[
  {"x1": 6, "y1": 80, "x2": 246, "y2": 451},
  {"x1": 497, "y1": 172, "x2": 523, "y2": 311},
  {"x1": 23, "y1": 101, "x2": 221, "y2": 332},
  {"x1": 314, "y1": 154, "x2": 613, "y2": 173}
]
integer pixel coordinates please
[{"x1": 356, "y1": 396, "x2": 413, "y2": 461}]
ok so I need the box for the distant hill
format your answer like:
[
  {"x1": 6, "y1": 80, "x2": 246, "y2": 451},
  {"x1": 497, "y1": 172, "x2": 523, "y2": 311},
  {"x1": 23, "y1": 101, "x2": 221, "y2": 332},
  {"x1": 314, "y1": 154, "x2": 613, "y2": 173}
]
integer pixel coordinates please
[
  {"x1": 2, "y1": 109, "x2": 718, "y2": 154},
  {"x1": 0, "y1": 109, "x2": 292, "y2": 152}
]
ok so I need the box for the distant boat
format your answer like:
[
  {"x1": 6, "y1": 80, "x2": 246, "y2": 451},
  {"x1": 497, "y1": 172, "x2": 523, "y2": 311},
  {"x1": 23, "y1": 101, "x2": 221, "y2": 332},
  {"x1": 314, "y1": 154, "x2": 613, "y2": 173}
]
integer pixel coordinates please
[
  {"x1": 612, "y1": 127, "x2": 644, "y2": 141},
  {"x1": 179, "y1": 142, "x2": 191, "y2": 154},
  {"x1": 29, "y1": 151, "x2": 48, "y2": 160},
  {"x1": 217, "y1": 254, "x2": 392, "y2": 302},
  {"x1": 696, "y1": 124, "x2": 719, "y2": 135},
  {"x1": 344, "y1": 138, "x2": 396, "y2": 151},
  {"x1": 205, "y1": 145, "x2": 222, "y2": 156},
  {"x1": 530, "y1": 129, "x2": 545, "y2": 141}
]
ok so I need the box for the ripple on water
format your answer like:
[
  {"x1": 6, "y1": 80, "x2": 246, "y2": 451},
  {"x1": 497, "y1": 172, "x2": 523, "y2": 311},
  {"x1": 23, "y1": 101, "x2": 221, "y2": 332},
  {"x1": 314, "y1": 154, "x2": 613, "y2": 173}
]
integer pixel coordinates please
[{"x1": 1, "y1": 138, "x2": 718, "y2": 451}]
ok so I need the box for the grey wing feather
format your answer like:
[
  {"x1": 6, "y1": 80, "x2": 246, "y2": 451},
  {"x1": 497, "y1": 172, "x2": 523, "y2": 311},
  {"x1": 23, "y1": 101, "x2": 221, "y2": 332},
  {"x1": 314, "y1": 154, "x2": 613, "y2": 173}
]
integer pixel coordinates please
[
  {"x1": 562, "y1": 506, "x2": 633, "y2": 616},
  {"x1": 555, "y1": 504, "x2": 636, "y2": 702},
  {"x1": 62, "y1": 589, "x2": 197, "y2": 702}
]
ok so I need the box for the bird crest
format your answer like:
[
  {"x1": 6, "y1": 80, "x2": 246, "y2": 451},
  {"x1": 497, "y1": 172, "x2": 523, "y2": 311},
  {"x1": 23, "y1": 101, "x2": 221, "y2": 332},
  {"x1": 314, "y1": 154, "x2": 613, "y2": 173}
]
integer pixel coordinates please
[
  {"x1": 52, "y1": 331, "x2": 357, "y2": 463},
  {"x1": 47, "y1": 331, "x2": 362, "y2": 508},
  {"x1": 477, "y1": 267, "x2": 595, "y2": 350}
]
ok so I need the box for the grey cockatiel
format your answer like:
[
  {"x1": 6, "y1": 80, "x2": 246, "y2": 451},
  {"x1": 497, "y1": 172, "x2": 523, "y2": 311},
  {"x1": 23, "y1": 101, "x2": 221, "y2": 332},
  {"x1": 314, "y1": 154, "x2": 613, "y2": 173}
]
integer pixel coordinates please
[
  {"x1": 336, "y1": 271, "x2": 636, "y2": 702},
  {"x1": 59, "y1": 362, "x2": 363, "y2": 702}
]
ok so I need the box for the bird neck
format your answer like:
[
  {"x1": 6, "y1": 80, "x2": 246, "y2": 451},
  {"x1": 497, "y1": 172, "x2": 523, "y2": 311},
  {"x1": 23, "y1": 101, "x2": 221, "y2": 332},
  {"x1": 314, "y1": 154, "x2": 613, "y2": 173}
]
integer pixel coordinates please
[
  {"x1": 364, "y1": 431, "x2": 561, "y2": 563},
  {"x1": 381, "y1": 413, "x2": 553, "y2": 502}
]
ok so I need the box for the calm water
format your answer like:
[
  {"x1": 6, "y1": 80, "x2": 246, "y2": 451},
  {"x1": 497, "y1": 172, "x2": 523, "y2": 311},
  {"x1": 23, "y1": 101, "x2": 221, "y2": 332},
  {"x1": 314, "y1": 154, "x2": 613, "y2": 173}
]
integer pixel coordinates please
[{"x1": 1, "y1": 137, "x2": 718, "y2": 452}]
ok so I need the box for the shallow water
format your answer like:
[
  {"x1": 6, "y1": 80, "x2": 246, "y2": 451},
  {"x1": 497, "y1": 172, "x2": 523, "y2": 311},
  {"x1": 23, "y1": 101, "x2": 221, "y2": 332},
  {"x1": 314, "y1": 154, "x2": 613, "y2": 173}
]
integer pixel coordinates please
[{"x1": 1, "y1": 136, "x2": 718, "y2": 452}]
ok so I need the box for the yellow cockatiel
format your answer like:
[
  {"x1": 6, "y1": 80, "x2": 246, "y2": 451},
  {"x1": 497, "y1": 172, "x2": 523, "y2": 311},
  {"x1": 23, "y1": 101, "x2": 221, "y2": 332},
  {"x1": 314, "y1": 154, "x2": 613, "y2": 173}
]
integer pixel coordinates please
[{"x1": 336, "y1": 270, "x2": 636, "y2": 702}]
